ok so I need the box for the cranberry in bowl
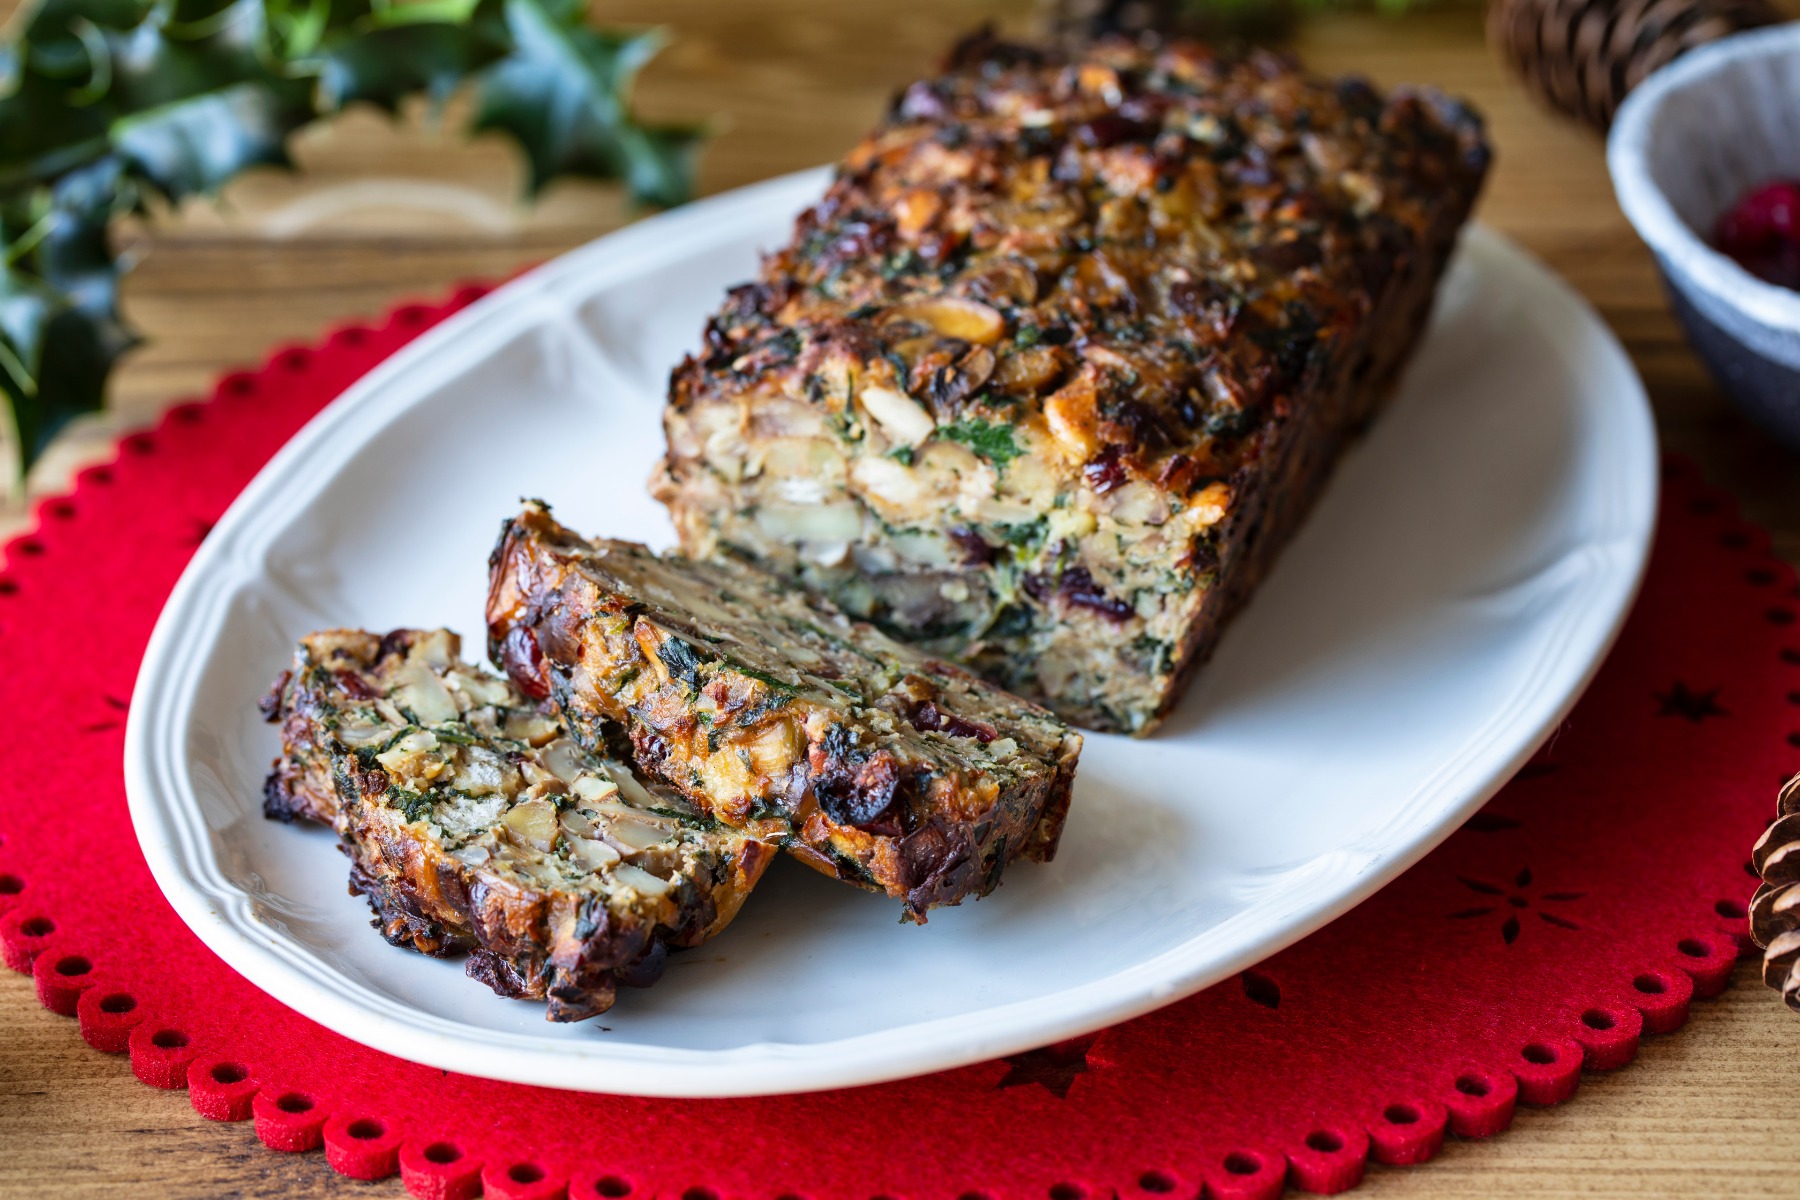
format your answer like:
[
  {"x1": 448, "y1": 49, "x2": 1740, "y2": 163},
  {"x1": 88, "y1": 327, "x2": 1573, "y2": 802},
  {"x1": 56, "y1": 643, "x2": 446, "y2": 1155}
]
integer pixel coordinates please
[{"x1": 1609, "y1": 24, "x2": 1800, "y2": 451}]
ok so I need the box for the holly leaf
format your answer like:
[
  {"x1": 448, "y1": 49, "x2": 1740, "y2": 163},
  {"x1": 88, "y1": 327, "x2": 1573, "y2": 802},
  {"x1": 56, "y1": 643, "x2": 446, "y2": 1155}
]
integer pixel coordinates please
[
  {"x1": 0, "y1": 160, "x2": 136, "y2": 468},
  {"x1": 6, "y1": 292, "x2": 132, "y2": 464},
  {"x1": 0, "y1": 0, "x2": 708, "y2": 480},
  {"x1": 472, "y1": 0, "x2": 703, "y2": 206},
  {"x1": 115, "y1": 82, "x2": 313, "y2": 202},
  {"x1": 317, "y1": 2, "x2": 510, "y2": 113}
]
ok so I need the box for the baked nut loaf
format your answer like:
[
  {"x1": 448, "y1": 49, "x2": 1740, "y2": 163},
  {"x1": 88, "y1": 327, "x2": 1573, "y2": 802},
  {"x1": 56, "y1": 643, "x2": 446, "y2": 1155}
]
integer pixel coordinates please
[
  {"x1": 652, "y1": 31, "x2": 1490, "y2": 734},
  {"x1": 261, "y1": 628, "x2": 773, "y2": 1021},
  {"x1": 486, "y1": 502, "x2": 1083, "y2": 921}
]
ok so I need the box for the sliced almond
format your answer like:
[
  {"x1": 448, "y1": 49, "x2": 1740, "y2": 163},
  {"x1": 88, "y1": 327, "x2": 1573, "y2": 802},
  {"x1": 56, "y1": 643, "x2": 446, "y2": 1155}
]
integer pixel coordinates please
[
  {"x1": 572, "y1": 773, "x2": 621, "y2": 803},
  {"x1": 604, "y1": 816, "x2": 675, "y2": 854},
  {"x1": 335, "y1": 718, "x2": 393, "y2": 748},
  {"x1": 539, "y1": 739, "x2": 586, "y2": 784},
  {"x1": 613, "y1": 862, "x2": 672, "y2": 897},
  {"x1": 1043, "y1": 370, "x2": 1102, "y2": 462},
  {"x1": 568, "y1": 836, "x2": 621, "y2": 871},
  {"x1": 858, "y1": 385, "x2": 937, "y2": 446},
  {"x1": 392, "y1": 663, "x2": 459, "y2": 725},
  {"x1": 501, "y1": 798, "x2": 558, "y2": 853},
  {"x1": 884, "y1": 297, "x2": 1005, "y2": 345}
]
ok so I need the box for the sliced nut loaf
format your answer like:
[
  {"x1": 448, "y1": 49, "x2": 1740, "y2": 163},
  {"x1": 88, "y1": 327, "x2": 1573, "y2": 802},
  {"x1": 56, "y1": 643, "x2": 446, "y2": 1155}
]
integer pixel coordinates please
[
  {"x1": 486, "y1": 503, "x2": 1083, "y2": 921},
  {"x1": 262, "y1": 627, "x2": 773, "y2": 1020}
]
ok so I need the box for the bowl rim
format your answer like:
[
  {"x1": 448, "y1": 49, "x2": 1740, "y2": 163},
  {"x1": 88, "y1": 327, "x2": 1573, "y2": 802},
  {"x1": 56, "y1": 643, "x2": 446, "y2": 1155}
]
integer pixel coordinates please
[{"x1": 1607, "y1": 21, "x2": 1800, "y2": 334}]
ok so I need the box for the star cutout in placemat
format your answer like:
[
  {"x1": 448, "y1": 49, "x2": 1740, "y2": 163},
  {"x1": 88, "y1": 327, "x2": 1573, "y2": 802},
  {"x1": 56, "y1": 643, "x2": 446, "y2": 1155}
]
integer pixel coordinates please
[
  {"x1": 996, "y1": 1038, "x2": 1093, "y2": 1099},
  {"x1": 1656, "y1": 681, "x2": 1725, "y2": 722}
]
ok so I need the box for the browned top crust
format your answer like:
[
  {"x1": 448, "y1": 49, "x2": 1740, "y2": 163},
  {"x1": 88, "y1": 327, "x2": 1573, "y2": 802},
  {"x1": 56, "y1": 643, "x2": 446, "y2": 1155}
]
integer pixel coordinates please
[{"x1": 666, "y1": 30, "x2": 1488, "y2": 515}]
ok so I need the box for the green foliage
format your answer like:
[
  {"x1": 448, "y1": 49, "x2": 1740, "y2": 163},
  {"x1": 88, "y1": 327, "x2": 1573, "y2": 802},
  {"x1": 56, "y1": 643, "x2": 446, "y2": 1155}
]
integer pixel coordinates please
[
  {"x1": 0, "y1": 0, "x2": 703, "y2": 480},
  {"x1": 937, "y1": 418, "x2": 1024, "y2": 470}
]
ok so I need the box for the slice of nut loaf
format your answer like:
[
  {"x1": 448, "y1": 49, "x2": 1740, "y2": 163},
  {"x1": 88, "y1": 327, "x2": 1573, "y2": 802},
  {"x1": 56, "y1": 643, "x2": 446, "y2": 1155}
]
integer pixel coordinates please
[
  {"x1": 486, "y1": 502, "x2": 1084, "y2": 922},
  {"x1": 261, "y1": 628, "x2": 774, "y2": 1021}
]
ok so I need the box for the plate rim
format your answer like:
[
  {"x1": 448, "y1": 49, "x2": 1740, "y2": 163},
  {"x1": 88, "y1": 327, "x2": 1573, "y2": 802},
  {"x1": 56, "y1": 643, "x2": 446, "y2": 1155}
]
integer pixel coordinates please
[{"x1": 124, "y1": 168, "x2": 1659, "y2": 1098}]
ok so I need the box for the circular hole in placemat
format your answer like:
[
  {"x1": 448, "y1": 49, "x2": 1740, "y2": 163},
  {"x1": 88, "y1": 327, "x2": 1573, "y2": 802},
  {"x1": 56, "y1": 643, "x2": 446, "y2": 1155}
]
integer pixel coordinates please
[
  {"x1": 54, "y1": 955, "x2": 90, "y2": 977},
  {"x1": 87, "y1": 467, "x2": 112, "y2": 485},
  {"x1": 1717, "y1": 898, "x2": 1749, "y2": 919},
  {"x1": 1580, "y1": 1009, "x2": 1614, "y2": 1031},
  {"x1": 1771, "y1": 609, "x2": 1796, "y2": 626},
  {"x1": 98, "y1": 993, "x2": 135, "y2": 1015},
  {"x1": 1633, "y1": 973, "x2": 1667, "y2": 994},
  {"x1": 47, "y1": 501, "x2": 75, "y2": 520},
  {"x1": 1677, "y1": 937, "x2": 1708, "y2": 958},
  {"x1": 19, "y1": 916, "x2": 53, "y2": 937},
  {"x1": 0, "y1": 580, "x2": 18, "y2": 596},
  {"x1": 1521, "y1": 1042, "x2": 1555, "y2": 1065},
  {"x1": 1050, "y1": 1184, "x2": 1087, "y2": 1200},
  {"x1": 150, "y1": 1029, "x2": 188, "y2": 1050},
  {"x1": 1454, "y1": 1074, "x2": 1489, "y2": 1097},
  {"x1": 275, "y1": 1092, "x2": 314, "y2": 1114},
  {"x1": 1722, "y1": 531, "x2": 1752, "y2": 549},
  {"x1": 396, "y1": 304, "x2": 433, "y2": 328},
  {"x1": 1138, "y1": 1172, "x2": 1176, "y2": 1194},
  {"x1": 1688, "y1": 497, "x2": 1719, "y2": 516},
  {"x1": 682, "y1": 1188, "x2": 718, "y2": 1200},
  {"x1": 958, "y1": 1191, "x2": 992, "y2": 1200},
  {"x1": 211, "y1": 1062, "x2": 246, "y2": 1084},
  {"x1": 508, "y1": 1163, "x2": 545, "y2": 1185},
  {"x1": 1749, "y1": 568, "x2": 1777, "y2": 586},
  {"x1": 1305, "y1": 1130, "x2": 1343, "y2": 1153},
  {"x1": 595, "y1": 1177, "x2": 632, "y2": 1198},
  {"x1": 277, "y1": 349, "x2": 312, "y2": 373},
  {"x1": 1222, "y1": 1152, "x2": 1261, "y2": 1176},
  {"x1": 0, "y1": 874, "x2": 23, "y2": 894},
  {"x1": 14, "y1": 541, "x2": 41, "y2": 556},
  {"x1": 347, "y1": 1119, "x2": 384, "y2": 1140},
  {"x1": 423, "y1": 1142, "x2": 461, "y2": 1165},
  {"x1": 1383, "y1": 1104, "x2": 1420, "y2": 1125}
]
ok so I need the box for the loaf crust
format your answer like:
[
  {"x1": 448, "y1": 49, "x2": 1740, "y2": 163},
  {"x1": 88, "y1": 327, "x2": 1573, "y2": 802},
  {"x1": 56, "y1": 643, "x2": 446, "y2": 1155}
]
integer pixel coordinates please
[
  {"x1": 262, "y1": 628, "x2": 773, "y2": 1020},
  {"x1": 486, "y1": 502, "x2": 1083, "y2": 921},
  {"x1": 653, "y1": 31, "x2": 1490, "y2": 733}
]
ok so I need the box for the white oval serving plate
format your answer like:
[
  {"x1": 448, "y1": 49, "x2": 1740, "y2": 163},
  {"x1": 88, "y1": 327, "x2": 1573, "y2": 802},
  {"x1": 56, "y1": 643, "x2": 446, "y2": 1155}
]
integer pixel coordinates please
[{"x1": 126, "y1": 168, "x2": 1657, "y2": 1098}]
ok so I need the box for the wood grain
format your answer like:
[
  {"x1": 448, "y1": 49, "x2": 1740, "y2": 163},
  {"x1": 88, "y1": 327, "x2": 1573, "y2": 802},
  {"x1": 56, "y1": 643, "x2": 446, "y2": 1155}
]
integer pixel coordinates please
[{"x1": 4, "y1": 5, "x2": 1800, "y2": 1196}]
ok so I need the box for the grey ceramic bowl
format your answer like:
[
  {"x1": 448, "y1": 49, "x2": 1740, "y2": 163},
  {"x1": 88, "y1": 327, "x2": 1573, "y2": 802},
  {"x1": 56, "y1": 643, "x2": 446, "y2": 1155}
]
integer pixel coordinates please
[{"x1": 1609, "y1": 24, "x2": 1800, "y2": 451}]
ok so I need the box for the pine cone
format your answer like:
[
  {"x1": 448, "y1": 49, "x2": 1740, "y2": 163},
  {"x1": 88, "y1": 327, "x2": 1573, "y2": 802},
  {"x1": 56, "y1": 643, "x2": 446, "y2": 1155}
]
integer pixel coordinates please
[
  {"x1": 1750, "y1": 773, "x2": 1800, "y2": 1009},
  {"x1": 1488, "y1": 0, "x2": 1782, "y2": 131}
]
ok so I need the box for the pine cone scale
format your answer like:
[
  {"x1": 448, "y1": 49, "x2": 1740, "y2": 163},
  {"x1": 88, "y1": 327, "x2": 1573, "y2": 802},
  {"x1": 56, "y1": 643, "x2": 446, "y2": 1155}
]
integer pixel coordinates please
[
  {"x1": 1489, "y1": 0, "x2": 1780, "y2": 130},
  {"x1": 1750, "y1": 775, "x2": 1800, "y2": 1012}
]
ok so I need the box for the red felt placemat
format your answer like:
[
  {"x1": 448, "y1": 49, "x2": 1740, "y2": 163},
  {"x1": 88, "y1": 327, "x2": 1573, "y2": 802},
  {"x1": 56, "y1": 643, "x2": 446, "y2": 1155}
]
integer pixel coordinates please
[{"x1": 0, "y1": 286, "x2": 1785, "y2": 1200}]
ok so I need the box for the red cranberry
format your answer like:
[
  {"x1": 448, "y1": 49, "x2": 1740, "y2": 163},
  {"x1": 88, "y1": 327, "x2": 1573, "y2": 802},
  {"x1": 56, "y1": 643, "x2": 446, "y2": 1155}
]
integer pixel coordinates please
[{"x1": 1714, "y1": 179, "x2": 1800, "y2": 290}]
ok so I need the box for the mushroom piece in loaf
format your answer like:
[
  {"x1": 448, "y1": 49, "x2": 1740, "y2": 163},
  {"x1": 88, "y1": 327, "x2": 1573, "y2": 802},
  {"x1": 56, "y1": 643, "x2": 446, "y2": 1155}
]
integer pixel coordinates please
[
  {"x1": 486, "y1": 502, "x2": 1083, "y2": 922},
  {"x1": 652, "y1": 31, "x2": 1490, "y2": 734},
  {"x1": 261, "y1": 628, "x2": 774, "y2": 1021}
]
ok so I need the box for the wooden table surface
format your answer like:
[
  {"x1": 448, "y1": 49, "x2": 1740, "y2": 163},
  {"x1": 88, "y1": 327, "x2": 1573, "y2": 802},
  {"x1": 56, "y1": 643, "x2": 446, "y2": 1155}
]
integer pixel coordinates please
[{"x1": 5, "y1": 3, "x2": 1800, "y2": 1196}]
